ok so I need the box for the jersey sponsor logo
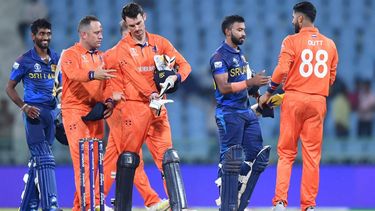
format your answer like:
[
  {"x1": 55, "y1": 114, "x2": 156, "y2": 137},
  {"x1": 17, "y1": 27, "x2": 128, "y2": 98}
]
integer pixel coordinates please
[
  {"x1": 28, "y1": 72, "x2": 55, "y2": 79},
  {"x1": 34, "y1": 63, "x2": 42, "y2": 72},
  {"x1": 13, "y1": 62, "x2": 20, "y2": 69},
  {"x1": 229, "y1": 66, "x2": 247, "y2": 77},
  {"x1": 214, "y1": 61, "x2": 222, "y2": 69},
  {"x1": 130, "y1": 48, "x2": 138, "y2": 57},
  {"x1": 137, "y1": 66, "x2": 155, "y2": 72}
]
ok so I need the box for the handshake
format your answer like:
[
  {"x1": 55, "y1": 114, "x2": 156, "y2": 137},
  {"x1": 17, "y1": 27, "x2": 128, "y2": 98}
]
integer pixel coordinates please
[{"x1": 251, "y1": 93, "x2": 285, "y2": 118}]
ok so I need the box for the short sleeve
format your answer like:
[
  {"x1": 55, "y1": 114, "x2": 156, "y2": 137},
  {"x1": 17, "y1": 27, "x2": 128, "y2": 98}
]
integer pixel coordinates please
[
  {"x1": 9, "y1": 58, "x2": 26, "y2": 82},
  {"x1": 210, "y1": 53, "x2": 227, "y2": 75}
]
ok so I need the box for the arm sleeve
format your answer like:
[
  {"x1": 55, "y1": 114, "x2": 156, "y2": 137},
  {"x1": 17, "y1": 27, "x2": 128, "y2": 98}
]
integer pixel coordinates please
[
  {"x1": 329, "y1": 41, "x2": 338, "y2": 86},
  {"x1": 60, "y1": 49, "x2": 90, "y2": 82},
  {"x1": 162, "y1": 38, "x2": 191, "y2": 82},
  {"x1": 210, "y1": 53, "x2": 228, "y2": 75},
  {"x1": 271, "y1": 37, "x2": 295, "y2": 84}
]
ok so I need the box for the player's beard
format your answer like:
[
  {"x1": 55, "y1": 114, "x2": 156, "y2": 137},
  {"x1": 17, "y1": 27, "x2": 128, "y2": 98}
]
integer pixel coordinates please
[
  {"x1": 35, "y1": 39, "x2": 50, "y2": 50},
  {"x1": 294, "y1": 22, "x2": 301, "y2": 33},
  {"x1": 231, "y1": 34, "x2": 245, "y2": 46}
]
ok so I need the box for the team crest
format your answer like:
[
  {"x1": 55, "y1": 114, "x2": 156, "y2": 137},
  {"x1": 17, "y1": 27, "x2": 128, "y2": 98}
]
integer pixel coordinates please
[
  {"x1": 233, "y1": 58, "x2": 239, "y2": 66},
  {"x1": 152, "y1": 46, "x2": 158, "y2": 53},
  {"x1": 34, "y1": 63, "x2": 42, "y2": 72},
  {"x1": 130, "y1": 48, "x2": 138, "y2": 57},
  {"x1": 81, "y1": 55, "x2": 88, "y2": 63},
  {"x1": 51, "y1": 64, "x2": 57, "y2": 72}
]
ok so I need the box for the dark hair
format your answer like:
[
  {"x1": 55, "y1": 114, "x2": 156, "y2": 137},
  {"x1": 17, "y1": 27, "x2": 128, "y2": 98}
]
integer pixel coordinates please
[
  {"x1": 293, "y1": 1, "x2": 316, "y2": 22},
  {"x1": 78, "y1": 15, "x2": 100, "y2": 32},
  {"x1": 122, "y1": 2, "x2": 144, "y2": 20},
  {"x1": 30, "y1": 18, "x2": 51, "y2": 35},
  {"x1": 221, "y1": 15, "x2": 245, "y2": 35},
  {"x1": 119, "y1": 20, "x2": 127, "y2": 34}
]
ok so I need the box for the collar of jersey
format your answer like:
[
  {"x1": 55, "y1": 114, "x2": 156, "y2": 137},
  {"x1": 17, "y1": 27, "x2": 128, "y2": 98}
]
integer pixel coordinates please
[
  {"x1": 31, "y1": 47, "x2": 53, "y2": 63},
  {"x1": 123, "y1": 31, "x2": 156, "y2": 47},
  {"x1": 222, "y1": 41, "x2": 242, "y2": 54},
  {"x1": 300, "y1": 27, "x2": 319, "y2": 33},
  {"x1": 74, "y1": 42, "x2": 99, "y2": 54}
]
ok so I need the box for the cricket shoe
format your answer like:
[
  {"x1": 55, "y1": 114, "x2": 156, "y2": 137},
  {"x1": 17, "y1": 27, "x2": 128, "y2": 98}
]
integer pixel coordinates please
[
  {"x1": 306, "y1": 206, "x2": 315, "y2": 211},
  {"x1": 146, "y1": 199, "x2": 170, "y2": 211},
  {"x1": 273, "y1": 201, "x2": 286, "y2": 211}
]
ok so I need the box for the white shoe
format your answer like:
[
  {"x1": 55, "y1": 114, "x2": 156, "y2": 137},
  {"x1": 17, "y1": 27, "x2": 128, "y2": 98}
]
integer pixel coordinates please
[
  {"x1": 94, "y1": 204, "x2": 114, "y2": 211},
  {"x1": 273, "y1": 201, "x2": 286, "y2": 211},
  {"x1": 306, "y1": 206, "x2": 315, "y2": 211},
  {"x1": 146, "y1": 199, "x2": 170, "y2": 211}
]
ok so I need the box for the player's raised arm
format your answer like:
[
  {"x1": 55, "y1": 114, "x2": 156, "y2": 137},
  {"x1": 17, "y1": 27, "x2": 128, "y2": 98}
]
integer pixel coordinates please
[{"x1": 61, "y1": 50, "x2": 116, "y2": 82}]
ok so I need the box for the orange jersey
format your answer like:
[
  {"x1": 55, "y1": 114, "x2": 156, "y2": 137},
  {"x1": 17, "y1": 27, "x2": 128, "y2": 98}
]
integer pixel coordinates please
[
  {"x1": 104, "y1": 32, "x2": 191, "y2": 102},
  {"x1": 272, "y1": 27, "x2": 338, "y2": 96},
  {"x1": 60, "y1": 43, "x2": 109, "y2": 111}
]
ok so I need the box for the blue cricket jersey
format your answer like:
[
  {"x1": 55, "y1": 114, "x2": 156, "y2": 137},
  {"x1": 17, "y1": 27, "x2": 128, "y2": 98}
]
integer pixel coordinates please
[
  {"x1": 10, "y1": 47, "x2": 60, "y2": 108},
  {"x1": 210, "y1": 42, "x2": 252, "y2": 113}
]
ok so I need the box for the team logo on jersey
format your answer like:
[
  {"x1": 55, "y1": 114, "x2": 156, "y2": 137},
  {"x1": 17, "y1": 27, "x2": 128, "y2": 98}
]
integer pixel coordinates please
[
  {"x1": 130, "y1": 48, "x2": 138, "y2": 57},
  {"x1": 13, "y1": 62, "x2": 20, "y2": 69},
  {"x1": 34, "y1": 63, "x2": 42, "y2": 72},
  {"x1": 214, "y1": 61, "x2": 222, "y2": 69},
  {"x1": 81, "y1": 55, "x2": 88, "y2": 63},
  {"x1": 232, "y1": 58, "x2": 239, "y2": 66},
  {"x1": 152, "y1": 46, "x2": 158, "y2": 53},
  {"x1": 51, "y1": 64, "x2": 57, "y2": 72}
]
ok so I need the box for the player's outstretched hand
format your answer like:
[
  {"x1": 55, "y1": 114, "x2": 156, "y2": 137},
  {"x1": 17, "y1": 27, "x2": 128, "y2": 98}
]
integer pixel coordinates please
[
  {"x1": 94, "y1": 64, "x2": 116, "y2": 80},
  {"x1": 246, "y1": 70, "x2": 270, "y2": 87}
]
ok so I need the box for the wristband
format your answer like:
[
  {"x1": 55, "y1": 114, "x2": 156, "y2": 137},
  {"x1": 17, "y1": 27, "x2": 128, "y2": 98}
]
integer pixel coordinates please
[
  {"x1": 88, "y1": 71, "x2": 95, "y2": 80},
  {"x1": 267, "y1": 80, "x2": 280, "y2": 94},
  {"x1": 20, "y1": 103, "x2": 29, "y2": 111}
]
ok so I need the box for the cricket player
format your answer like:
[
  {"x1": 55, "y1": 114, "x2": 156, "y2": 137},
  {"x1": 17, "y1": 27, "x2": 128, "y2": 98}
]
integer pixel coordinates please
[
  {"x1": 259, "y1": 2, "x2": 338, "y2": 210},
  {"x1": 60, "y1": 15, "x2": 116, "y2": 211},
  {"x1": 6, "y1": 18, "x2": 62, "y2": 211},
  {"x1": 93, "y1": 20, "x2": 169, "y2": 210},
  {"x1": 102, "y1": 2, "x2": 191, "y2": 209},
  {"x1": 210, "y1": 15, "x2": 271, "y2": 210}
]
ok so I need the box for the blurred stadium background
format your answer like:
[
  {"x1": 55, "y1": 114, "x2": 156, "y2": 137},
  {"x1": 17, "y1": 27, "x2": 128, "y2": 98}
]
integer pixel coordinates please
[{"x1": 0, "y1": 0, "x2": 374, "y2": 209}]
